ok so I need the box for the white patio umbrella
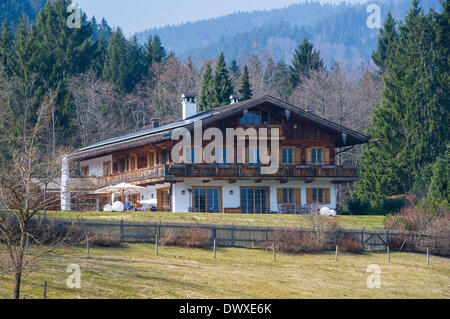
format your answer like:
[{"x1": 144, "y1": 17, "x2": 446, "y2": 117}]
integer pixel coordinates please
[{"x1": 95, "y1": 182, "x2": 145, "y2": 204}]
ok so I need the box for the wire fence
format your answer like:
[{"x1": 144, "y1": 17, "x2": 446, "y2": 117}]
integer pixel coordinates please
[{"x1": 38, "y1": 215, "x2": 449, "y2": 254}]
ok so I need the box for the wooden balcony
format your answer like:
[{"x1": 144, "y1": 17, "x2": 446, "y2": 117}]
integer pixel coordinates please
[
  {"x1": 167, "y1": 164, "x2": 360, "y2": 182},
  {"x1": 92, "y1": 164, "x2": 360, "y2": 188},
  {"x1": 97, "y1": 165, "x2": 168, "y2": 187}
]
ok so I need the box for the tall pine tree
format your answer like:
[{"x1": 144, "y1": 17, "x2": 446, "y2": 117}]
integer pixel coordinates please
[
  {"x1": 239, "y1": 65, "x2": 252, "y2": 101},
  {"x1": 209, "y1": 52, "x2": 233, "y2": 109},
  {"x1": 372, "y1": 13, "x2": 398, "y2": 74},
  {"x1": 288, "y1": 38, "x2": 324, "y2": 91},
  {"x1": 198, "y1": 62, "x2": 213, "y2": 111},
  {"x1": 357, "y1": 0, "x2": 449, "y2": 201}
]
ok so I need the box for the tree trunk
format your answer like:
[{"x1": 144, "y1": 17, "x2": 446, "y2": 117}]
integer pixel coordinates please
[{"x1": 13, "y1": 262, "x2": 23, "y2": 299}]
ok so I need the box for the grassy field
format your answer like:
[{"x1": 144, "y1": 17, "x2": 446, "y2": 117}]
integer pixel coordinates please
[
  {"x1": 0, "y1": 244, "x2": 448, "y2": 299},
  {"x1": 42, "y1": 211, "x2": 386, "y2": 230}
]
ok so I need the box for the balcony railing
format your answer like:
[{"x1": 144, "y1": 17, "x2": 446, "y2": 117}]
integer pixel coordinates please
[
  {"x1": 167, "y1": 164, "x2": 360, "y2": 180},
  {"x1": 93, "y1": 164, "x2": 360, "y2": 187},
  {"x1": 97, "y1": 165, "x2": 168, "y2": 187}
]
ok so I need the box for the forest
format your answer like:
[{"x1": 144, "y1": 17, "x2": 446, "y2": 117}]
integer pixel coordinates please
[{"x1": 0, "y1": 0, "x2": 448, "y2": 210}]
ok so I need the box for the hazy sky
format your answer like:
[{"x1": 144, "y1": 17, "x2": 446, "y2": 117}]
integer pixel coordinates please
[{"x1": 75, "y1": 0, "x2": 367, "y2": 35}]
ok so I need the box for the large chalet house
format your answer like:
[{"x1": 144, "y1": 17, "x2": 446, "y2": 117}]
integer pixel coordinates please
[{"x1": 61, "y1": 95, "x2": 368, "y2": 214}]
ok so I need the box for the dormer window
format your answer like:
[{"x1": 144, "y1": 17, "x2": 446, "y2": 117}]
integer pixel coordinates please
[{"x1": 240, "y1": 111, "x2": 269, "y2": 125}]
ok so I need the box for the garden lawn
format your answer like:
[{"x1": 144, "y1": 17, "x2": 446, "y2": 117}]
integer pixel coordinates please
[
  {"x1": 0, "y1": 244, "x2": 448, "y2": 299},
  {"x1": 40, "y1": 211, "x2": 386, "y2": 230}
]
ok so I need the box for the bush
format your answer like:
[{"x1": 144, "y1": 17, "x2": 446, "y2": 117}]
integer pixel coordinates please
[
  {"x1": 384, "y1": 214, "x2": 409, "y2": 231},
  {"x1": 88, "y1": 233, "x2": 124, "y2": 248},
  {"x1": 270, "y1": 229, "x2": 322, "y2": 254},
  {"x1": 160, "y1": 228, "x2": 211, "y2": 248},
  {"x1": 381, "y1": 198, "x2": 406, "y2": 214},
  {"x1": 0, "y1": 214, "x2": 84, "y2": 246},
  {"x1": 337, "y1": 236, "x2": 363, "y2": 254},
  {"x1": 346, "y1": 198, "x2": 371, "y2": 215},
  {"x1": 160, "y1": 230, "x2": 178, "y2": 246}
]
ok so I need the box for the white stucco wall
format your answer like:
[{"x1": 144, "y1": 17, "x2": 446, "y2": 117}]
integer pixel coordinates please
[
  {"x1": 79, "y1": 155, "x2": 112, "y2": 177},
  {"x1": 170, "y1": 178, "x2": 337, "y2": 213}
]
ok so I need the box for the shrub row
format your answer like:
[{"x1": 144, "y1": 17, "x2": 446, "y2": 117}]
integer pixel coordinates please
[
  {"x1": 161, "y1": 228, "x2": 211, "y2": 248},
  {"x1": 344, "y1": 198, "x2": 406, "y2": 215}
]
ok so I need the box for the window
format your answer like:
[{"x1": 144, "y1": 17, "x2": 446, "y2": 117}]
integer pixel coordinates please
[
  {"x1": 240, "y1": 111, "x2": 269, "y2": 125},
  {"x1": 277, "y1": 188, "x2": 300, "y2": 204},
  {"x1": 240, "y1": 187, "x2": 269, "y2": 214},
  {"x1": 192, "y1": 187, "x2": 221, "y2": 213},
  {"x1": 312, "y1": 188, "x2": 324, "y2": 203},
  {"x1": 80, "y1": 166, "x2": 89, "y2": 177},
  {"x1": 114, "y1": 157, "x2": 127, "y2": 173},
  {"x1": 311, "y1": 148, "x2": 323, "y2": 164},
  {"x1": 215, "y1": 147, "x2": 228, "y2": 164},
  {"x1": 282, "y1": 148, "x2": 294, "y2": 164},
  {"x1": 307, "y1": 188, "x2": 330, "y2": 204},
  {"x1": 185, "y1": 147, "x2": 198, "y2": 163},
  {"x1": 248, "y1": 148, "x2": 260, "y2": 165},
  {"x1": 283, "y1": 189, "x2": 295, "y2": 203}
]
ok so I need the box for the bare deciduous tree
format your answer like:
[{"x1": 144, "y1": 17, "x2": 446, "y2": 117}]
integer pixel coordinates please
[
  {"x1": 0, "y1": 92, "x2": 81, "y2": 299},
  {"x1": 67, "y1": 72, "x2": 120, "y2": 147}
]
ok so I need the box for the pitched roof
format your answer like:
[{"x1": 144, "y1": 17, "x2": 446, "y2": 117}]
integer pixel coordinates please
[{"x1": 70, "y1": 95, "x2": 368, "y2": 160}]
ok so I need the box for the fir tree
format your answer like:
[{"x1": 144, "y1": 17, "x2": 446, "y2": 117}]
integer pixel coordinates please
[
  {"x1": 229, "y1": 59, "x2": 240, "y2": 77},
  {"x1": 210, "y1": 52, "x2": 233, "y2": 108},
  {"x1": 103, "y1": 28, "x2": 128, "y2": 92},
  {"x1": 151, "y1": 35, "x2": 166, "y2": 63},
  {"x1": 288, "y1": 38, "x2": 324, "y2": 90},
  {"x1": 239, "y1": 65, "x2": 252, "y2": 101},
  {"x1": 198, "y1": 62, "x2": 213, "y2": 111},
  {"x1": 372, "y1": 13, "x2": 398, "y2": 73},
  {"x1": 0, "y1": 21, "x2": 12, "y2": 72},
  {"x1": 357, "y1": 0, "x2": 449, "y2": 200}
]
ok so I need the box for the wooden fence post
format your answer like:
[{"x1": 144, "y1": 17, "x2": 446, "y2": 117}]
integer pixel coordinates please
[
  {"x1": 120, "y1": 219, "x2": 124, "y2": 242},
  {"x1": 335, "y1": 245, "x2": 339, "y2": 262},
  {"x1": 427, "y1": 248, "x2": 430, "y2": 266},
  {"x1": 155, "y1": 234, "x2": 159, "y2": 255},
  {"x1": 86, "y1": 236, "x2": 90, "y2": 256},
  {"x1": 273, "y1": 243, "x2": 276, "y2": 262},
  {"x1": 231, "y1": 224, "x2": 235, "y2": 247},
  {"x1": 387, "y1": 245, "x2": 390, "y2": 263},
  {"x1": 25, "y1": 233, "x2": 29, "y2": 250},
  {"x1": 386, "y1": 229, "x2": 390, "y2": 248},
  {"x1": 43, "y1": 281, "x2": 47, "y2": 299},
  {"x1": 213, "y1": 239, "x2": 216, "y2": 259},
  {"x1": 212, "y1": 226, "x2": 217, "y2": 242},
  {"x1": 158, "y1": 220, "x2": 162, "y2": 239},
  {"x1": 361, "y1": 227, "x2": 365, "y2": 250},
  {"x1": 266, "y1": 225, "x2": 269, "y2": 241}
]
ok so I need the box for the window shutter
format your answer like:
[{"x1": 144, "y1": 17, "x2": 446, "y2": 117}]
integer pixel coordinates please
[
  {"x1": 323, "y1": 149, "x2": 330, "y2": 165},
  {"x1": 295, "y1": 189, "x2": 301, "y2": 204},
  {"x1": 277, "y1": 188, "x2": 283, "y2": 204},
  {"x1": 294, "y1": 149, "x2": 301, "y2": 164},
  {"x1": 306, "y1": 189, "x2": 313, "y2": 204},
  {"x1": 324, "y1": 188, "x2": 331, "y2": 204},
  {"x1": 306, "y1": 148, "x2": 312, "y2": 164}
]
